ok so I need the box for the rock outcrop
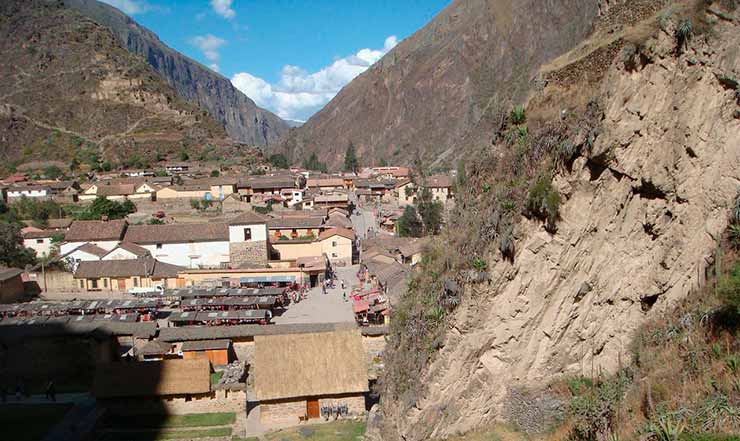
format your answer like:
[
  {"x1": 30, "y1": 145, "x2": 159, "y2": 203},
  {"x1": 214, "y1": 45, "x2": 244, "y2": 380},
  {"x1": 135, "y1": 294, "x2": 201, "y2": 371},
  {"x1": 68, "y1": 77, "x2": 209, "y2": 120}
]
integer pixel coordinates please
[
  {"x1": 64, "y1": 0, "x2": 289, "y2": 147},
  {"x1": 378, "y1": 4, "x2": 740, "y2": 439}
]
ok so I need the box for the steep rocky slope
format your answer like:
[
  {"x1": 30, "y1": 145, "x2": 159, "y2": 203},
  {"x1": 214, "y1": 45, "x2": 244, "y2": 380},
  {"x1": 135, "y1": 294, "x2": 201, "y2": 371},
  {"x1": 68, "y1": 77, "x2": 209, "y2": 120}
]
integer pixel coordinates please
[
  {"x1": 0, "y1": 0, "x2": 261, "y2": 168},
  {"x1": 277, "y1": 0, "x2": 607, "y2": 169},
  {"x1": 374, "y1": 2, "x2": 740, "y2": 439},
  {"x1": 64, "y1": 0, "x2": 288, "y2": 147}
]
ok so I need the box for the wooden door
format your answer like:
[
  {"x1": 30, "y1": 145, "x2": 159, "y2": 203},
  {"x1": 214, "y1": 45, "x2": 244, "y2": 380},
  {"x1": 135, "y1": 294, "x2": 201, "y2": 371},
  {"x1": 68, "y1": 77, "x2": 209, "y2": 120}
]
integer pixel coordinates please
[
  {"x1": 116, "y1": 279, "x2": 126, "y2": 290},
  {"x1": 306, "y1": 399, "x2": 320, "y2": 419}
]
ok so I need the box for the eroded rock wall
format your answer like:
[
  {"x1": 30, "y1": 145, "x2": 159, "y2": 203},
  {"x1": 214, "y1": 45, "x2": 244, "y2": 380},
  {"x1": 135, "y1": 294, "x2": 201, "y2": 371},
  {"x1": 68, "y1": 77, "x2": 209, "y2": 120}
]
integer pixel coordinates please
[{"x1": 379, "y1": 11, "x2": 740, "y2": 441}]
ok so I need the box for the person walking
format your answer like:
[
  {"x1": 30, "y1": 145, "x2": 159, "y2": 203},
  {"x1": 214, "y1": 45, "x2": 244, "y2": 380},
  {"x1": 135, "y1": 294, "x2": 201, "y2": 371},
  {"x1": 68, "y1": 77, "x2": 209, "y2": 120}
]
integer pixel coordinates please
[{"x1": 45, "y1": 380, "x2": 56, "y2": 402}]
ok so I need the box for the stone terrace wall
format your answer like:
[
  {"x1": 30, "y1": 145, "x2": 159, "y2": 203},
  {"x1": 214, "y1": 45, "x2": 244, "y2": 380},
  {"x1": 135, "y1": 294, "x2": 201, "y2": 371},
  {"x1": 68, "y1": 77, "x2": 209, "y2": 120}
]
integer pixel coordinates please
[{"x1": 230, "y1": 241, "x2": 268, "y2": 268}]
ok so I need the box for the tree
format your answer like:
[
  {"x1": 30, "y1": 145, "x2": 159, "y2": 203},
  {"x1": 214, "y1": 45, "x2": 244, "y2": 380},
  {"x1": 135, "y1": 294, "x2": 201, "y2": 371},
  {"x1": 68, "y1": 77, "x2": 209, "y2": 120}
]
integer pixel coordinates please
[
  {"x1": 343, "y1": 142, "x2": 359, "y2": 173},
  {"x1": 378, "y1": 158, "x2": 388, "y2": 167},
  {"x1": 75, "y1": 197, "x2": 135, "y2": 220},
  {"x1": 210, "y1": 169, "x2": 221, "y2": 177},
  {"x1": 43, "y1": 165, "x2": 63, "y2": 180},
  {"x1": 397, "y1": 205, "x2": 424, "y2": 238},
  {"x1": 179, "y1": 150, "x2": 190, "y2": 161},
  {"x1": 268, "y1": 154, "x2": 289, "y2": 169},
  {"x1": 416, "y1": 188, "x2": 444, "y2": 235},
  {"x1": 302, "y1": 153, "x2": 328, "y2": 173},
  {"x1": 0, "y1": 222, "x2": 36, "y2": 268}
]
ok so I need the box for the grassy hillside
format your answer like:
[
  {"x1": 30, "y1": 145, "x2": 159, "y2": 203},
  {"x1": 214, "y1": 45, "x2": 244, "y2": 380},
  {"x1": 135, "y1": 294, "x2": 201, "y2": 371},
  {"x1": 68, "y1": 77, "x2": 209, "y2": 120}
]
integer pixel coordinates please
[{"x1": 0, "y1": 0, "x2": 260, "y2": 174}]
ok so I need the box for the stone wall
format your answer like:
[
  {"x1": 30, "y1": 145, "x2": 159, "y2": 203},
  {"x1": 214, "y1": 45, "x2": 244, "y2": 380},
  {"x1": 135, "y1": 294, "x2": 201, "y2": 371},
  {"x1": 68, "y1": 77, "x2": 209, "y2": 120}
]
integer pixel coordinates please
[
  {"x1": 259, "y1": 394, "x2": 366, "y2": 426},
  {"x1": 229, "y1": 241, "x2": 268, "y2": 268},
  {"x1": 103, "y1": 389, "x2": 248, "y2": 415},
  {"x1": 0, "y1": 274, "x2": 25, "y2": 303}
]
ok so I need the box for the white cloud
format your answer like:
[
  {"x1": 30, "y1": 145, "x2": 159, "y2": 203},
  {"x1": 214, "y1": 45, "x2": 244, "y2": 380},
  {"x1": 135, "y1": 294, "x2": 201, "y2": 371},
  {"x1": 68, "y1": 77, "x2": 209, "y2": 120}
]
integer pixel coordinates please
[
  {"x1": 189, "y1": 34, "x2": 226, "y2": 66},
  {"x1": 231, "y1": 35, "x2": 399, "y2": 121},
  {"x1": 211, "y1": 0, "x2": 236, "y2": 19},
  {"x1": 100, "y1": 0, "x2": 151, "y2": 15}
]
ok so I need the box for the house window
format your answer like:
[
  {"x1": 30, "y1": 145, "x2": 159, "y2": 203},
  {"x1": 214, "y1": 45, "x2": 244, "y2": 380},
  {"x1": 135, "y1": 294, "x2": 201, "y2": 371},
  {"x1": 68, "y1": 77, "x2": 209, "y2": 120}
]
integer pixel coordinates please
[
  {"x1": 244, "y1": 228, "x2": 252, "y2": 241},
  {"x1": 332, "y1": 253, "x2": 338, "y2": 258},
  {"x1": 134, "y1": 278, "x2": 139, "y2": 287},
  {"x1": 90, "y1": 279, "x2": 98, "y2": 289},
  {"x1": 332, "y1": 241, "x2": 337, "y2": 247},
  {"x1": 36, "y1": 239, "x2": 44, "y2": 244},
  {"x1": 156, "y1": 243, "x2": 162, "y2": 249},
  {"x1": 79, "y1": 280, "x2": 84, "y2": 289},
  {"x1": 103, "y1": 279, "x2": 108, "y2": 288}
]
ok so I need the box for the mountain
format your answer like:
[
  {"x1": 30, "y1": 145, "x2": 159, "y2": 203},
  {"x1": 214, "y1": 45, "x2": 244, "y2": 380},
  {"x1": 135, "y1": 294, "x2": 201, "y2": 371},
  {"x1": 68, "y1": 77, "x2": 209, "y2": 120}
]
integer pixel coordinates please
[
  {"x1": 276, "y1": 0, "x2": 605, "y2": 169},
  {"x1": 0, "y1": 0, "x2": 262, "y2": 168},
  {"x1": 64, "y1": 0, "x2": 289, "y2": 147},
  {"x1": 369, "y1": 1, "x2": 740, "y2": 439}
]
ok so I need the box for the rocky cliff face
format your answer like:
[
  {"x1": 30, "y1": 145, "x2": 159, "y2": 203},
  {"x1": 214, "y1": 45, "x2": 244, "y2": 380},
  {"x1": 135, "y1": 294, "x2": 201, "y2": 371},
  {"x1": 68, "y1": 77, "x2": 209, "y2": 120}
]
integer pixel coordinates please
[
  {"x1": 375, "y1": 3, "x2": 740, "y2": 439},
  {"x1": 277, "y1": 0, "x2": 604, "y2": 169},
  {"x1": 64, "y1": 0, "x2": 289, "y2": 147},
  {"x1": 0, "y1": 0, "x2": 260, "y2": 166}
]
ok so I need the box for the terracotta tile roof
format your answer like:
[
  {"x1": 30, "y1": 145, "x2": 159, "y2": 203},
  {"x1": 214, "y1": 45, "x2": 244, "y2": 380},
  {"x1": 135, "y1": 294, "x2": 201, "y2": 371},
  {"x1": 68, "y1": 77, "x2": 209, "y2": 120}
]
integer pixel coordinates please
[
  {"x1": 228, "y1": 211, "x2": 269, "y2": 225},
  {"x1": 181, "y1": 339, "x2": 231, "y2": 352},
  {"x1": 0, "y1": 268, "x2": 23, "y2": 282},
  {"x1": 47, "y1": 218, "x2": 73, "y2": 229},
  {"x1": 242, "y1": 177, "x2": 297, "y2": 190},
  {"x1": 422, "y1": 174, "x2": 453, "y2": 188},
  {"x1": 307, "y1": 178, "x2": 344, "y2": 187},
  {"x1": 267, "y1": 216, "x2": 325, "y2": 229},
  {"x1": 68, "y1": 243, "x2": 109, "y2": 258},
  {"x1": 124, "y1": 223, "x2": 229, "y2": 244},
  {"x1": 114, "y1": 242, "x2": 150, "y2": 257},
  {"x1": 139, "y1": 340, "x2": 173, "y2": 356},
  {"x1": 96, "y1": 184, "x2": 135, "y2": 197},
  {"x1": 64, "y1": 220, "x2": 127, "y2": 242},
  {"x1": 325, "y1": 213, "x2": 353, "y2": 229},
  {"x1": 319, "y1": 227, "x2": 355, "y2": 241},
  {"x1": 74, "y1": 257, "x2": 184, "y2": 279}
]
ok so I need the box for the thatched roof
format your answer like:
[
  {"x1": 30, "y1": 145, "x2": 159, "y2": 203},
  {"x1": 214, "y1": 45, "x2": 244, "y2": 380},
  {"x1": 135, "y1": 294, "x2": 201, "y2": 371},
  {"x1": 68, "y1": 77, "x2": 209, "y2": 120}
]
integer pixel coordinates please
[
  {"x1": 253, "y1": 330, "x2": 368, "y2": 401},
  {"x1": 158, "y1": 322, "x2": 356, "y2": 342},
  {"x1": 94, "y1": 359, "x2": 210, "y2": 398}
]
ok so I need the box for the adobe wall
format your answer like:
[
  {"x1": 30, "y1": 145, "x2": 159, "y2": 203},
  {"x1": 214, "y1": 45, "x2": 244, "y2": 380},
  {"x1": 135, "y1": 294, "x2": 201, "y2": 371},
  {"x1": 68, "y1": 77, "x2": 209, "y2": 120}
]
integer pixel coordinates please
[
  {"x1": 229, "y1": 241, "x2": 268, "y2": 268},
  {"x1": 259, "y1": 394, "x2": 366, "y2": 426},
  {"x1": 102, "y1": 389, "x2": 248, "y2": 415}
]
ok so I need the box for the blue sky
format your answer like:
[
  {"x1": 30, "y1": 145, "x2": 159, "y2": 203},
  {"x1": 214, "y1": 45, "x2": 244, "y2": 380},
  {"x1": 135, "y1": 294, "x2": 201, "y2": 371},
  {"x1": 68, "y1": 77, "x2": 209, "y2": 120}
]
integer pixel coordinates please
[{"x1": 100, "y1": 0, "x2": 450, "y2": 121}]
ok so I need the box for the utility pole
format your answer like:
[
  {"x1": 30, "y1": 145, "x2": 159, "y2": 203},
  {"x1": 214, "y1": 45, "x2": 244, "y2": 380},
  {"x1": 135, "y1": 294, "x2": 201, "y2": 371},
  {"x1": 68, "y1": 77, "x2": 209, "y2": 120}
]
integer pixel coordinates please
[{"x1": 41, "y1": 256, "x2": 47, "y2": 293}]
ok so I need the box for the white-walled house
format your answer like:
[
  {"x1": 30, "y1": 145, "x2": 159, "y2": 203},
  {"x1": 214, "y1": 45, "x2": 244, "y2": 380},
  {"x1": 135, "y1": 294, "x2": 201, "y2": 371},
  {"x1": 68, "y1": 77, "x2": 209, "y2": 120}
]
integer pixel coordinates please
[
  {"x1": 319, "y1": 228, "x2": 355, "y2": 267},
  {"x1": 102, "y1": 242, "x2": 151, "y2": 261},
  {"x1": 7, "y1": 185, "x2": 50, "y2": 200},
  {"x1": 61, "y1": 243, "x2": 110, "y2": 272},
  {"x1": 59, "y1": 220, "x2": 128, "y2": 256},
  {"x1": 22, "y1": 229, "x2": 56, "y2": 257},
  {"x1": 123, "y1": 223, "x2": 231, "y2": 269},
  {"x1": 227, "y1": 211, "x2": 270, "y2": 267}
]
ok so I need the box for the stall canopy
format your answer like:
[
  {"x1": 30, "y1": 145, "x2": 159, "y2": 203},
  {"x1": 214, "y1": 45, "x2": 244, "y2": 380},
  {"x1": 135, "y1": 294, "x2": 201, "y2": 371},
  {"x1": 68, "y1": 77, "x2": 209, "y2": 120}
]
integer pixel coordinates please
[{"x1": 239, "y1": 276, "x2": 296, "y2": 284}]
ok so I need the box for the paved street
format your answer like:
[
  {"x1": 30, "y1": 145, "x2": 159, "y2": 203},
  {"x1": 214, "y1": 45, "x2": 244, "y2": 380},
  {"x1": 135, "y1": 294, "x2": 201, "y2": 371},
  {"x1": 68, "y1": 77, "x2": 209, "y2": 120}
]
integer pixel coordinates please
[
  {"x1": 351, "y1": 197, "x2": 377, "y2": 240},
  {"x1": 271, "y1": 265, "x2": 359, "y2": 325}
]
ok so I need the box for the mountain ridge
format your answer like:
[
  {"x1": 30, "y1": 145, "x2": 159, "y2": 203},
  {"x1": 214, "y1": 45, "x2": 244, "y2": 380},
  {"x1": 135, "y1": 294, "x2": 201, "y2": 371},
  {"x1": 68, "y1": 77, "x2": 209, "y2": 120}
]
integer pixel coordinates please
[
  {"x1": 0, "y1": 0, "x2": 262, "y2": 169},
  {"x1": 276, "y1": 0, "x2": 603, "y2": 169},
  {"x1": 63, "y1": 0, "x2": 289, "y2": 147}
]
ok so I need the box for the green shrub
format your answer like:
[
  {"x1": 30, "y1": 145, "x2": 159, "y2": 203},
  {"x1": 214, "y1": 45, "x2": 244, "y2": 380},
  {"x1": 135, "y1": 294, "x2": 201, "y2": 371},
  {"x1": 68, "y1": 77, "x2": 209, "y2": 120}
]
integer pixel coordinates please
[
  {"x1": 510, "y1": 105, "x2": 526, "y2": 125},
  {"x1": 524, "y1": 175, "x2": 561, "y2": 232},
  {"x1": 675, "y1": 19, "x2": 693, "y2": 52},
  {"x1": 717, "y1": 262, "x2": 740, "y2": 315}
]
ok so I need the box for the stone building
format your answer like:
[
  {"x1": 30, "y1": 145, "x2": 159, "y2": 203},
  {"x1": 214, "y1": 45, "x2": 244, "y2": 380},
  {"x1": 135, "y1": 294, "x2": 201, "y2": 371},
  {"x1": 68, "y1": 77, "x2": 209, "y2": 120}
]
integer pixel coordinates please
[
  {"x1": 252, "y1": 330, "x2": 369, "y2": 426},
  {"x1": 228, "y1": 211, "x2": 269, "y2": 268},
  {"x1": 0, "y1": 268, "x2": 25, "y2": 303}
]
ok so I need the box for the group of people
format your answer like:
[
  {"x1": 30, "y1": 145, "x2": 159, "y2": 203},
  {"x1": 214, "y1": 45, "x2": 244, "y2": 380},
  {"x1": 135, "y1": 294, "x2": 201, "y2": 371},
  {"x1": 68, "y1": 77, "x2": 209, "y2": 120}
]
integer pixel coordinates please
[
  {"x1": 0, "y1": 380, "x2": 56, "y2": 402},
  {"x1": 322, "y1": 277, "x2": 349, "y2": 301}
]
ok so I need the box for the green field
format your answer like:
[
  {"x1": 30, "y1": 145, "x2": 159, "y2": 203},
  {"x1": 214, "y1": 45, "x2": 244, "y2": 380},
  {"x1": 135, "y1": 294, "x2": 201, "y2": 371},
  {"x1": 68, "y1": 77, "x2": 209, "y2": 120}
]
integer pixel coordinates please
[
  {"x1": 0, "y1": 403, "x2": 73, "y2": 441},
  {"x1": 105, "y1": 412, "x2": 236, "y2": 429},
  {"x1": 250, "y1": 420, "x2": 366, "y2": 441}
]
